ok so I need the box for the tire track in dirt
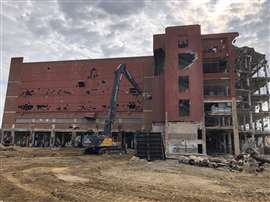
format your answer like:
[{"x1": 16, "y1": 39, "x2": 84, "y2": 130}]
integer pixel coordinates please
[{"x1": 4, "y1": 173, "x2": 49, "y2": 197}]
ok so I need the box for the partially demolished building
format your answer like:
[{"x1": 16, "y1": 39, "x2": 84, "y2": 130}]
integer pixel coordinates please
[{"x1": 1, "y1": 25, "x2": 269, "y2": 155}]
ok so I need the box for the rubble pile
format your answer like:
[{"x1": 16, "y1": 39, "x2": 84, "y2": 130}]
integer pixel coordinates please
[{"x1": 178, "y1": 148, "x2": 270, "y2": 172}]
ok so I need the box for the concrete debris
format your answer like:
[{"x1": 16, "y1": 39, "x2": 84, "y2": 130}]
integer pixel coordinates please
[
  {"x1": 129, "y1": 156, "x2": 147, "y2": 162},
  {"x1": 178, "y1": 148, "x2": 270, "y2": 173}
]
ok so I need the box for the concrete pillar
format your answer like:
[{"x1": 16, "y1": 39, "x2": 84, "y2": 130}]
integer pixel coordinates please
[
  {"x1": 31, "y1": 131, "x2": 35, "y2": 147},
  {"x1": 11, "y1": 130, "x2": 15, "y2": 145},
  {"x1": 61, "y1": 133, "x2": 65, "y2": 147},
  {"x1": 50, "y1": 130, "x2": 55, "y2": 147},
  {"x1": 72, "y1": 131, "x2": 76, "y2": 146},
  {"x1": 26, "y1": 132, "x2": 30, "y2": 146},
  {"x1": 223, "y1": 133, "x2": 227, "y2": 154},
  {"x1": 232, "y1": 98, "x2": 240, "y2": 155},
  {"x1": 202, "y1": 127, "x2": 207, "y2": 154},
  {"x1": 228, "y1": 132, "x2": 233, "y2": 154},
  {"x1": 164, "y1": 112, "x2": 169, "y2": 154}
]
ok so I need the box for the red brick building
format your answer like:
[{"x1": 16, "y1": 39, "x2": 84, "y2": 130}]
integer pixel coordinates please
[{"x1": 2, "y1": 25, "x2": 269, "y2": 155}]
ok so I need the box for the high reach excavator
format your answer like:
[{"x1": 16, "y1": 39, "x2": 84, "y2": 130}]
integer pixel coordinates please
[{"x1": 83, "y1": 64, "x2": 144, "y2": 154}]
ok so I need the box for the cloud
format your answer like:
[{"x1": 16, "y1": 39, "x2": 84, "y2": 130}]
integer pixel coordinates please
[
  {"x1": 227, "y1": 0, "x2": 270, "y2": 60},
  {"x1": 0, "y1": 0, "x2": 269, "y2": 125},
  {"x1": 97, "y1": 0, "x2": 146, "y2": 16}
]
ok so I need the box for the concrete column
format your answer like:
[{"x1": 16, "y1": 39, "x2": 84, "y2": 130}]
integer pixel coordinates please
[
  {"x1": 223, "y1": 133, "x2": 227, "y2": 154},
  {"x1": 228, "y1": 132, "x2": 233, "y2": 154},
  {"x1": 50, "y1": 130, "x2": 55, "y2": 147},
  {"x1": 72, "y1": 131, "x2": 76, "y2": 146},
  {"x1": 262, "y1": 136, "x2": 266, "y2": 154},
  {"x1": 232, "y1": 98, "x2": 240, "y2": 155},
  {"x1": 11, "y1": 130, "x2": 15, "y2": 145},
  {"x1": 164, "y1": 112, "x2": 169, "y2": 154},
  {"x1": 26, "y1": 132, "x2": 30, "y2": 146},
  {"x1": 202, "y1": 127, "x2": 207, "y2": 154},
  {"x1": 31, "y1": 131, "x2": 35, "y2": 147}
]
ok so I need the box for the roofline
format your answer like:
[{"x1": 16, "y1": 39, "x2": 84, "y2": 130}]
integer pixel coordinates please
[
  {"x1": 19, "y1": 55, "x2": 153, "y2": 64},
  {"x1": 202, "y1": 32, "x2": 239, "y2": 39}
]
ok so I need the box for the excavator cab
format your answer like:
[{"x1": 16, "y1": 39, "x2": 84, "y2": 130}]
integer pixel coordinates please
[{"x1": 83, "y1": 133, "x2": 120, "y2": 154}]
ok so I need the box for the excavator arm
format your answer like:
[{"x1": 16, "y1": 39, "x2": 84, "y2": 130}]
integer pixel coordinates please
[
  {"x1": 103, "y1": 64, "x2": 142, "y2": 136},
  {"x1": 83, "y1": 64, "x2": 143, "y2": 154}
]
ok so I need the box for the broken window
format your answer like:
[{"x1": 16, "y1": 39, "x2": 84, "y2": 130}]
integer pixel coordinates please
[
  {"x1": 77, "y1": 81, "x2": 85, "y2": 88},
  {"x1": 63, "y1": 90, "x2": 72, "y2": 95},
  {"x1": 129, "y1": 88, "x2": 139, "y2": 96},
  {"x1": 18, "y1": 104, "x2": 34, "y2": 111},
  {"x1": 128, "y1": 101, "x2": 136, "y2": 110},
  {"x1": 36, "y1": 105, "x2": 49, "y2": 110},
  {"x1": 154, "y1": 48, "x2": 165, "y2": 75},
  {"x1": 89, "y1": 68, "x2": 98, "y2": 79},
  {"x1": 204, "y1": 46, "x2": 218, "y2": 53},
  {"x1": 178, "y1": 76, "x2": 189, "y2": 92},
  {"x1": 179, "y1": 99, "x2": 190, "y2": 117},
  {"x1": 203, "y1": 60, "x2": 227, "y2": 73},
  {"x1": 20, "y1": 89, "x2": 34, "y2": 97},
  {"x1": 178, "y1": 36, "x2": 188, "y2": 48},
  {"x1": 178, "y1": 53, "x2": 195, "y2": 69}
]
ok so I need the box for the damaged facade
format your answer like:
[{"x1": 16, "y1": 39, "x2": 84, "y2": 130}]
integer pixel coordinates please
[{"x1": 1, "y1": 25, "x2": 269, "y2": 156}]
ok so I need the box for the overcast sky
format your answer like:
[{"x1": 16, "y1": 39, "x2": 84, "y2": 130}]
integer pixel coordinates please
[{"x1": 0, "y1": 0, "x2": 269, "y2": 125}]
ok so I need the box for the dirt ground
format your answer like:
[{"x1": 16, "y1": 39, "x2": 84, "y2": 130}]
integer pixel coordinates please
[{"x1": 0, "y1": 147, "x2": 270, "y2": 202}]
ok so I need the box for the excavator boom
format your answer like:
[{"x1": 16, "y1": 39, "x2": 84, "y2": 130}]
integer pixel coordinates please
[
  {"x1": 83, "y1": 64, "x2": 143, "y2": 154},
  {"x1": 103, "y1": 64, "x2": 142, "y2": 136}
]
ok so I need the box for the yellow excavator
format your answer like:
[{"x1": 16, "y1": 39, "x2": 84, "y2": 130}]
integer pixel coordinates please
[{"x1": 83, "y1": 64, "x2": 143, "y2": 154}]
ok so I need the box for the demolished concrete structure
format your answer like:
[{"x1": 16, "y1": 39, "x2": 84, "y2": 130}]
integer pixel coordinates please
[{"x1": 1, "y1": 25, "x2": 269, "y2": 156}]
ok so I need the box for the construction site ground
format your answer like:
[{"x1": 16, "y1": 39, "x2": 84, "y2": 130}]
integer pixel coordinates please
[{"x1": 0, "y1": 147, "x2": 269, "y2": 202}]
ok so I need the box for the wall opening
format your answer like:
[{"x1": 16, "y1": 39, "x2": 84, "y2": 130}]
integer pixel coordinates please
[
  {"x1": 197, "y1": 129, "x2": 202, "y2": 140},
  {"x1": 198, "y1": 144, "x2": 203, "y2": 154},
  {"x1": 18, "y1": 104, "x2": 34, "y2": 111},
  {"x1": 203, "y1": 60, "x2": 228, "y2": 73},
  {"x1": 206, "y1": 130, "x2": 233, "y2": 155},
  {"x1": 89, "y1": 68, "x2": 98, "y2": 79},
  {"x1": 178, "y1": 36, "x2": 188, "y2": 48},
  {"x1": 178, "y1": 76, "x2": 189, "y2": 92},
  {"x1": 129, "y1": 88, "x2": 139, "y2": 96},
  {"x1": 2, "y1": 131, "x2": 11, "y2": 145},
  {"x1": 77, "y1": 81, "x2": 85, "y2": 87},
  {"x1": 178, "y1": 53, "x2": 195, "y2": 69},
  {"x1": 14, "y1": 132, "x2": 30, "y2": 147},
  {"x1": 179, "y1": 99, "x2": 190, "y2": 116},
  {"x1": 204, "y1": 80, "x2": 230, "y2": 96},
  {"x1": 33, "y1": 132, "x2": 51, "y2": 147},
  {"x1": 154, "y1": 48, "x2": 165, "y2": 75}
]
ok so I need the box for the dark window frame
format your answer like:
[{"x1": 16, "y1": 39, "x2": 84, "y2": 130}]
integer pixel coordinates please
[
  {"x1": 179, "y1": 99, "x2": 190, "y2": 117},
  {"x1": 178, "y1": 76, "x2": 189, "y2": 92},
  {"x1": 178, "y1": 38, "x2": 189, "y2": 48},
  {"x1": 178, "y1": 53, "x2": 195, "y2": 69}
]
